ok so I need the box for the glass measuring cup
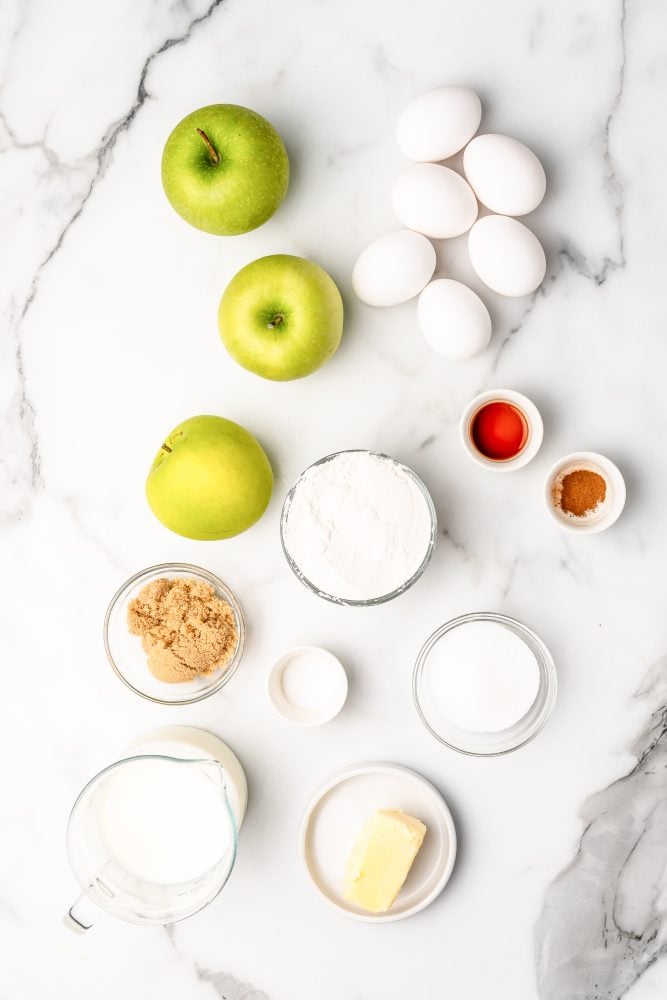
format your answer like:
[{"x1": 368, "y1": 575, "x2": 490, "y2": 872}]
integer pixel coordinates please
[{"x1": 65, "y1": 729, "x2": 245, "y2": 930}]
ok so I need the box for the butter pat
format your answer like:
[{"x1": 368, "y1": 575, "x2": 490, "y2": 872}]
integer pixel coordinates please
[{"x1": 343, "y1": 809, "x2": 427, "y2": 914}]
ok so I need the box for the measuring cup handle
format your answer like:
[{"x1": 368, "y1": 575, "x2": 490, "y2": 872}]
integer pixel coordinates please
[{"x1": 64, "y1": 893, "x2": 101, "y2": 933}]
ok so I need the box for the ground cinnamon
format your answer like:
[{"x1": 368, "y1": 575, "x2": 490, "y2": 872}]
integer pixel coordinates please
[{"x1": 553, "y1": 468, "x2": 606, "y2": 518}]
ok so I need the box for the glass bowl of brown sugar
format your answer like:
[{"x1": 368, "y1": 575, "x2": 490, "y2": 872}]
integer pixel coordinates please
[
  {"x1": 544, "y1": 452, "x2": 626, "y2": 534},
  {"x1": 104, "y1": 563, "x2": 245, "y2": 704}
]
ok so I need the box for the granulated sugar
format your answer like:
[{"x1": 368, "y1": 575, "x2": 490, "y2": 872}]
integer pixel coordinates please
[{"x1": 424, "y1": 620, "x2": 540, "y2": 732}]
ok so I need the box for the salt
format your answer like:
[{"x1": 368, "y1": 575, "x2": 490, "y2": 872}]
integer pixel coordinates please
[
  {"x1": 424, "y1": 620, "x2": 540, "y2": 733},
  {"x1": 280, "y1": 650, "x2": 343, "y2": 713},
  {"x1": 268, "y1": 646, "x2": 348, "y2": 727}
]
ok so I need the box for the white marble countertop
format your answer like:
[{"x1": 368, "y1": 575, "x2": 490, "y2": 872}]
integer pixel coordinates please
[{"x1": 3, "y1": 0, "x2": 667, "y2": 997}]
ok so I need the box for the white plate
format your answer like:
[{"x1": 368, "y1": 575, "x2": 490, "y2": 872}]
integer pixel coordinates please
[{"x1": 299, "y1": 763, "x2": 457, "y2": 922}]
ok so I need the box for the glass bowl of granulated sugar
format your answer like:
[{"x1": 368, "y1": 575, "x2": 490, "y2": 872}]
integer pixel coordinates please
[
  {"x1": 280, "y1": 450, "x2": 437, "y2": 607},
  {"x1": 413, "y1": 613, "x2": 557, "y2": 756}
]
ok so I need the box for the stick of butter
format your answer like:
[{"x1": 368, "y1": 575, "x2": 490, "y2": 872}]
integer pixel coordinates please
[{"x1": 343, "y1": 809, "x2": 427, "y2": 914}]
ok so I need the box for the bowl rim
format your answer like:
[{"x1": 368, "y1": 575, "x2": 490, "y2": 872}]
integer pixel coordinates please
[
  {"x1": 459, "y1": 389, "x2": 544, "y2": 472},
  {"x1": 298, "y1": 761, "x2": 458, "y2": 922},
  {"x1": 279, "y1": 449, "x2": 437, "y2": 607},
  {"x1": 412, "y1": 611, "x2": 557, "y2": 756},
  {"x1": 267, "y1": 645, "x2": 348, "y2": 727},
  {"x1": 543, "y1": 451, "x2": 627, "y2": 534},
  {"x1": 103, "y1": 562, "x2": 246, "y2": 705}
]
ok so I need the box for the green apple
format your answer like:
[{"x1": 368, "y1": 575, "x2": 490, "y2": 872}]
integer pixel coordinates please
[
  {"x1": 161, "y1": 104, "x2": 289, "y2": 236},
  {"x1": 146, "y1": 415, "x2": 273, "y2": 540},
  {"x1": 218, "y1": 255, "x2": 344, "y2": 381}
]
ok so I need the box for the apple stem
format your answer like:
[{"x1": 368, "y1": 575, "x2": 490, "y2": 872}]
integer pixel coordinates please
[
  {"x1": 161, "y1": 444, "x2": 172, "y2": 454},
  {"x1": 268, "y1": 314, "x2": 284, "y2": 329},
  {"x1": 196, "y1": 128, "x2": 220, "y2": 165}
]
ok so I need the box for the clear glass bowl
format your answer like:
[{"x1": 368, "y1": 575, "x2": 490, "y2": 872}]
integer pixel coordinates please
[
  {"x1": 280, "y1": 450, "x2": 437, "y2": 607},
  {"x1": 104, "y1": 563, "x2": 245, "y2": 705},
  {"x1": 413, "y1": 612, "x2": 557, "y2": 756}
]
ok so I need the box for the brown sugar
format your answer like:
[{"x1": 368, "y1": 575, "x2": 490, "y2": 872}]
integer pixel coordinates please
[
  {"x1": 127, "y1": 577, "x2": 238, "y2": 683},
  {"x1": 553, "y1": 468, "x2": 607, "y2": 518}
]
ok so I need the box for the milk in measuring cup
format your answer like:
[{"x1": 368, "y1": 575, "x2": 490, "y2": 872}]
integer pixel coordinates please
[{"x1": 98, "y1": 756, "x2": 231, "y2": 885}]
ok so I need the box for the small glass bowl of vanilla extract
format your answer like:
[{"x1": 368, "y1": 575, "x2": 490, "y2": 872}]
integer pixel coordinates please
[{"x1": 460, "y1": 389, "x2": 543, "y2": 471}]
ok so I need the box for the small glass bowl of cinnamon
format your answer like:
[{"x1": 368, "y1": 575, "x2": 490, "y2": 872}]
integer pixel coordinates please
[{"x1": 544, "y1": 452, "x2": 626, "y2": 534}]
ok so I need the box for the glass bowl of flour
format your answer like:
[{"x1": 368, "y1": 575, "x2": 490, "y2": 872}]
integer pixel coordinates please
[
  {"x1": 413, "y1": 613, "x2": 557, "y2": 756},
  {"x1": 280, "y1": 450, "x2": 437, "y2": 606}
]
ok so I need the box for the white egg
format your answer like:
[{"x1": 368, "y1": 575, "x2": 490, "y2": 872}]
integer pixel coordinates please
[
  {"x1": 352, "y1": 230, "x2": 436, "y2": 307},
  {"x1": 418, "y1": 279, "x2": 492, "y2": 360},
  {"x1": 396, "y1": 85, "x2": 482, "y2": 162},
  {"x1": 468, "y1": 216, "x2": 546, "y2": 297},
  {"x1": 392, "y1": 164, "x2": 478, "y2": 239},
  {"x1": 463, "y1": 134, "x2": 546, "y2": 216}
]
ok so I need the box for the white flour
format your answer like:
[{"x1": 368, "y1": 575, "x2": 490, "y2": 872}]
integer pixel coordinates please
[
  {"x1": 282, "y1": 451, "x2": 434, "y2": 601},
  {"x1": 425, "y1": 620, "x2": 539, "y2": 732}
]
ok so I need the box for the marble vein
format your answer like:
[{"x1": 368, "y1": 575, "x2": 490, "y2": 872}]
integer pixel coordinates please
[
  {"x1": 490, "y1": 0, "x2": 630, "y2": 382},
  {"x1": 535, "y1": 658, "x2": 667, "y2": 999},
  {"x1": 0, "y1": 0, "x2": 227, "y2": 523},
  {"x1": 488, "y1": 285, "x2": 543, "y2": 374},
  {"x1": 601, "y1": 0, "x2": 627, "y2": 267},
  {"x1": 558, "y1": 0, "x2": 627, "y2": 286},
  {"x1": 162, "y1": 924, "x2": 270, "y2": 1000},
  {"x1": 0, "y1": 0, "x2": 665, "y2": 997},
  {"x1": 0, "y1": 108, "x2": 64, "y2": 167},
  {"x1": 18, "y1": 0, "x2": 228, "y2": 318},
  {"x1": 197, "y1": 966, "x2": 270, "y2": 1000}
]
